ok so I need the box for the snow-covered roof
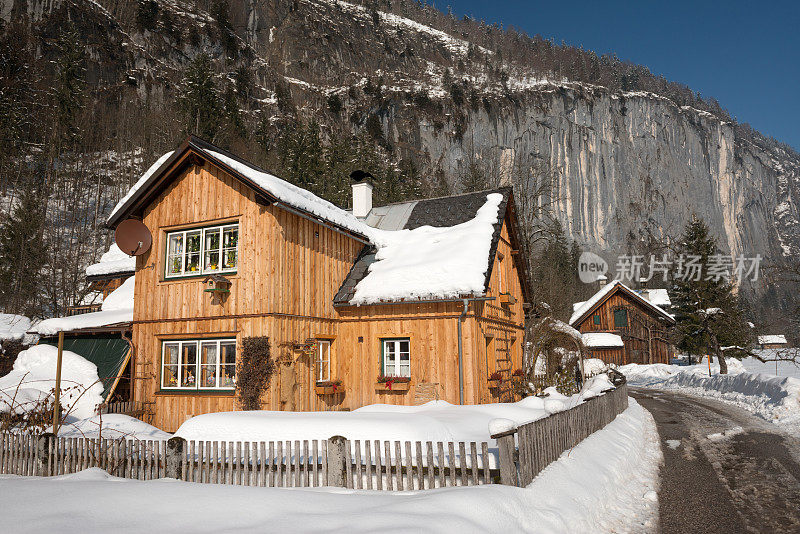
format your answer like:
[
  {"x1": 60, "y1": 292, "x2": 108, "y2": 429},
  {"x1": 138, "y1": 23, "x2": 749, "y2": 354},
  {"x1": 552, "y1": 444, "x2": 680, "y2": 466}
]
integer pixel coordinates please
[
  {"x1": 569, "y1": 280, "x2": 674, "y2": 326},
  {"x1": 106, "y1": 138, "x2": 375, "y2": 241},
  {"x1": 758, "y1": 335, "x2": 787, "y2": 345},
  {"x1": 349, "y1": 194, "x2": 503, "y2": 304},
  {"x1": 85, "y1": 243, "x2": 136, "y2": 279},
  {"x1": 0, "y1": 314, "x2": 33, "y2": 342},
  {"x1": 641, "y1": 288, "x2": 671, "y2": 307},
  {"x1": 582, "y1": 332, "x2": 625, "y2": 348},
  {"x1": 33, "y1": 276, "x2": 135, "y2": 335}
]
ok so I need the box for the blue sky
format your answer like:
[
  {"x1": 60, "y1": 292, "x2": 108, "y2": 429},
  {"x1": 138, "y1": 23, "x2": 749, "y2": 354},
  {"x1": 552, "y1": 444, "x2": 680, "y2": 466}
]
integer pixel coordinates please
[{"x1": 445, "y1": 1, "x2": 800, "y2": 151}]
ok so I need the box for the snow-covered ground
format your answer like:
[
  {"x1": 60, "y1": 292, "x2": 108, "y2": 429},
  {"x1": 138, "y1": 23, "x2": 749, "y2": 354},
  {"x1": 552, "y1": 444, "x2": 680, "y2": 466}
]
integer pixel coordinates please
[
  {"x1": 621, "y1": 356, "x2": 800, "y2": 435},
  {"x1": 58, "y1": 414, "x2": 171, "y2": 440},
  {"x1": 0, "y1": 398, "x2": 660, "y2": 533},
  {"x1": 175, "y1": 376, "x2": 615, "y2": 451}
]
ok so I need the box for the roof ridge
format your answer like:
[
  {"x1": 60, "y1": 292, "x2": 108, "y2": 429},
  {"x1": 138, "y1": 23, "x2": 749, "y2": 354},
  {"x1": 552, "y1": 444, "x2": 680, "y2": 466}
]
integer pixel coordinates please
[{"x1": 374, "y1": 186, "x2": 511, "y2": 208}]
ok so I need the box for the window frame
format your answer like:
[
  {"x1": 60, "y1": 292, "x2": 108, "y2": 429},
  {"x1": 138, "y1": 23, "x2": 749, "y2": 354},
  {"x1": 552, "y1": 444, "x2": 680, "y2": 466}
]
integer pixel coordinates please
[
  {"x1": 613, "y1": 308, "x2": 629, "y2": 328},
  {"x1": 316, "y1": 339, "x2": 331, "y2": 383},
  {"x1": 160, "y1": 338, "x2": 237, "y2": 391},
  {"x1": 381, "y1": 338, "x2": 411, "y2": 377},
  {"x1": 593, "y1": 314, "x2": 601, "y2": 325},
  {"x1": 164, "y1": 223, "x2": 239, "y2": 279}
]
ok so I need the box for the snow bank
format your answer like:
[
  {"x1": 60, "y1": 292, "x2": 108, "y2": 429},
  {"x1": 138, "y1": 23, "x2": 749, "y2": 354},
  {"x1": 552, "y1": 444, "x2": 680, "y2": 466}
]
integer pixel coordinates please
[
  {"x1": 351, "y1": 193, "x2": 502, "y2": 304},
  {"x1": 59, "y1": 414, "x2": 170, "y2": 441},
  {"x1": 33, "y1": 276, "x2": 135, "y2": 335},
  {"x1": 0, "y1": 399, "x2": 660, "y2": 534},
  {"x1": 582, "y1": 332, "x2": 624, "y2": 348},
  {"x1": 176, "y1": 378, "x2": 616, "y2": 448},
  {"x1": 0, "y1": 314, "x2": 32, "y2": 342},
  {"x1": 85, "y1": 243, "x2": 135, "y2": 277},
  {"x1": 582, "y1": 358, "x2": 609, "y2": 376},
  {"x1": 622, "y1": 357, "x2": 800, "y2": 434},
  {"x1": 0, "y1": 345, "x2": 103, "y2": 420}
]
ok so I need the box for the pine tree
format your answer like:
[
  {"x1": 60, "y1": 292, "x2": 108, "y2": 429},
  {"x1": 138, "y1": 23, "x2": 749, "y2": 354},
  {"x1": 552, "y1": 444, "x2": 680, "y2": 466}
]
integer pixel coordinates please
[
  {"x1": 0, "y1": 178, "x2": 48, "y2": 316},
  {"x1": 277, "y1": 119, "x2": 325, "y2": 193},
  {"x1": 671, "y1": 216, "x2": 753, "y2": 372},
  {"x1": 176, "y1": 53, "x2": 222, "y2": 140},
  {"x1": 51, "y1": 24, "x2": 86, "y2": 146}
]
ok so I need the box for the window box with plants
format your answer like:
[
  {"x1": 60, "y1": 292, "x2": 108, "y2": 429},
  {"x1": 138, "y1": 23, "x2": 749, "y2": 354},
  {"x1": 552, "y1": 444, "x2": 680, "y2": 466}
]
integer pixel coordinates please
[
  {"x1": 511, "y1": 369, "x2": 525, "y2": 382},
  {"x1": 487, "y1": 371, "x2": 503, "y2": 388},
  {"x1": 315, "y1": 380, "x2": 344, "y2": 395},
  {"x1": 375, "y1": 375, "x2": 411, "y2": 392}
]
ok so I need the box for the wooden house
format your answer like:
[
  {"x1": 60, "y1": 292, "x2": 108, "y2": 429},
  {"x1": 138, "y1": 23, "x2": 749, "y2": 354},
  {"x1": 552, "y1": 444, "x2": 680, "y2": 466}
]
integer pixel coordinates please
[
  {"x1": 570, "y1": 281, "x2": 674, "y2": 366},
  {"x1": 103, "y1": 136, "x2": 531, "y2": 431}
]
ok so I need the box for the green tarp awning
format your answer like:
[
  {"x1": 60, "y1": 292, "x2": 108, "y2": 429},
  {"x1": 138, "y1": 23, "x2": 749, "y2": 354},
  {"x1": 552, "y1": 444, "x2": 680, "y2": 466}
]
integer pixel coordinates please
[{"x1": 42, "y1": 335, "x2": 130, "y2": 400}]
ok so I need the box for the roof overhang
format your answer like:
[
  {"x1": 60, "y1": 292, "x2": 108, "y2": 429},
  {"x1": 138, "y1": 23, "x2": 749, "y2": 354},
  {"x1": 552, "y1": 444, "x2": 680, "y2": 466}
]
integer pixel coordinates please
[
  {"x1": 105, "y1": 136, "x2": 370, "y2": 244},
  {"x1": 571, "y1": 282, "x2": 675, "y2": 327}
]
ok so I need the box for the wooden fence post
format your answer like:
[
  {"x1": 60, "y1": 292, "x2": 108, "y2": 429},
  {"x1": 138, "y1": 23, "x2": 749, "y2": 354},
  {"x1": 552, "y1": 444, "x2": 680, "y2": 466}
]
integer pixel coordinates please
[
  {"x1": 326, "y1": 435, "x2": 347, "y2": 487},
  {"x1": 37, "y1": 432, "x2": 55, "y2": 477},
  {"x1": 490, "y1": 428, "x2": 518, "y2": 487},
  {"x1": 166, "y1": 437, "x2": 186, "y2": 479}
]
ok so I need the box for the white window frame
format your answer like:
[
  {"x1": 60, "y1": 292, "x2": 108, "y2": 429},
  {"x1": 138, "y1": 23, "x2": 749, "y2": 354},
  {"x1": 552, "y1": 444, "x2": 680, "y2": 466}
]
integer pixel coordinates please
[
  {"x1": 316, "y1": 340, "x2": 331, "y2": 382},
  {"x1": 165, "y1": 223, "x2": 239, "y2": 278},
  {"x1": 161, "y1": 338, "x2": 237, "y2": 391},
  {"x1": 382, "y1": 338, "x2": 410, "y2": 377}
]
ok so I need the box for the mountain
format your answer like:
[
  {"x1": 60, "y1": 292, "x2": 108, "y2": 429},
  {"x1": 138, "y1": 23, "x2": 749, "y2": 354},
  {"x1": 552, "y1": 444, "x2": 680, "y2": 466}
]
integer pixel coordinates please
[{"x1": 1, "y1": 0, "x2": 798, "y2": 323}]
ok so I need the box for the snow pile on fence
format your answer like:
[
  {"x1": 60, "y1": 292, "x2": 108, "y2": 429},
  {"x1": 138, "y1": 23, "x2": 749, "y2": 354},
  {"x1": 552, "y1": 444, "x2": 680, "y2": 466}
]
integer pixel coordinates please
[
  {"x1": 350, "y1": 193, "x2": 503, "y2": 304},
  {"x1": 0, "y1": 344, "x2": 103, "y2": 420},
  {"x1": 34, "y1": 275, "x2": 135, "y2": 335},
  {"x1": 0, "y1": 397, "x2": 660, "y2": 533},
  {"x1": 175, "y1": 374, "x2": 614, "y2": 444},
  {"x1": 622, "y1": 357, "x2": 800, "y2": 434},
  {"x1": 85, "y1": 243, "x2": 135, "y2": 277}
]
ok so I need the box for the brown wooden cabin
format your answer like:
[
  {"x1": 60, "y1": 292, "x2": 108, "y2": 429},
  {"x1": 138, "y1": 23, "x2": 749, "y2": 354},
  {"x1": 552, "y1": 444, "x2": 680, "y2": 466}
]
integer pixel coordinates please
[
  {"x1": 570, "y1": 281, "x2": 675, "y2": 366},
  {"x1": 105, "y1": 136, "x2": 531, "y2": 432}
]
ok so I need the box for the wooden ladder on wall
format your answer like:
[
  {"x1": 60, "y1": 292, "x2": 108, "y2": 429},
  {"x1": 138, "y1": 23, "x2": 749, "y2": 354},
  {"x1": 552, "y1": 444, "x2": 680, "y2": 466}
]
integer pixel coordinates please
[{"x1": 495, "y1": 328, "x2": 514, "y2": 402}]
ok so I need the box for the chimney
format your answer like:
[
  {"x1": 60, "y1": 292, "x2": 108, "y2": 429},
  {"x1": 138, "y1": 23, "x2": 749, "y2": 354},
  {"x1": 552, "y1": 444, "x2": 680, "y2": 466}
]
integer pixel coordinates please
[{"x1": 350, "y1": 170, "x2": 374, "y2": 218}]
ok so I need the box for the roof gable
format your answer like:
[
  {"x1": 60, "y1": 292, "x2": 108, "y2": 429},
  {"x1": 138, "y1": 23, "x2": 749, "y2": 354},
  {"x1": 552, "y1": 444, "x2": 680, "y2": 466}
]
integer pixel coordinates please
[
  {"x1": 106, "y1": 136, "x2": 372, "y2": 243},
  {"x1": 569, "y1": 280, "x2": 675, "y2": 326}
]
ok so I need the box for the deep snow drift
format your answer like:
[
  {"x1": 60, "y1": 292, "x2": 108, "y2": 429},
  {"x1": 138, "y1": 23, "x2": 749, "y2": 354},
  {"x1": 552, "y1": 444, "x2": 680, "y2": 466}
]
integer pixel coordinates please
[
  {"x1": 622, "y1": 356, "x2": 800, "y2": 435},
  {"x1": 0, "y1": 398, "x2": 660, "y2": 533},
  {"x1": 58, "y1": 414, "x2": 171, "y2": 440},
  {"x1": 0, "y1": 344, "x2": 104, "y2": 420}
]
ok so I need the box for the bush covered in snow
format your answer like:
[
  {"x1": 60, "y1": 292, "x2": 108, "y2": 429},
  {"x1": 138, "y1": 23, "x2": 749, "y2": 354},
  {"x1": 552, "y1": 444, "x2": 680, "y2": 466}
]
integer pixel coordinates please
[{"x1": 0, "y1": 344, "x2": 104, "y2": 429}]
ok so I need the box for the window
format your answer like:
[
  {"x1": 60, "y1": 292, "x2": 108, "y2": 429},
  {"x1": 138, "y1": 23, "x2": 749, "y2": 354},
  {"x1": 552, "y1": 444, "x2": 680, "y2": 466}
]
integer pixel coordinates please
[
  {"x1": 382, "y1": 339, "x2": 410, "y2": 377},
  {"x1": 316, "y1": 340, "x2": 331, "y2": 382},
  {"x1": 166, "y1": 224, "x2": 238, "y2": 278},
  {"x1": 593, "y1": 315, "x2": 601, "y2": 325},
  {"x1": 613, "y1": 309, "x2": 628, "y2": 328},
  {"x1": 161, "y1": 339, "x2": 236, "y2": 390}
]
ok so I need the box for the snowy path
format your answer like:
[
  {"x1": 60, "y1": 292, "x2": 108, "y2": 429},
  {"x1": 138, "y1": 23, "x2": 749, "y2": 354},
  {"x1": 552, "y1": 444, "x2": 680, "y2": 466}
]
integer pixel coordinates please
[{"x1": 633, "y1": 388, "x2": 800, "y2": 533}]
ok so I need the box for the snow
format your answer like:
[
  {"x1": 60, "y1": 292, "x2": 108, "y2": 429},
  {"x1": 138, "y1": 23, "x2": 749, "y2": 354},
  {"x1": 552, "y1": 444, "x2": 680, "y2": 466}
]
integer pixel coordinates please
[
  {"x1": 85, "y1": 243, "x2": 135, "y2": 277},
  {"x1": 621, "y1": 357, "x2": 800, "y2": 435},
  {"x1": 0, "y1": 344, "x2": 103, "y2": 420},
  {"x1": 106, "y1": 151, "x2": 174, "y2": 225},
  {"x1": 176, "y1": 377, "x2": 616, "y2": 451},
  {"x1": 0, "y1": 314, "x2": 32, "y2": 342},
  {"x1": 643, "y1": 288, "x2": 671, "y2": 307},
  {"x1": 488, "y1": 418, "x2": 516, "y2": 436},
  {"x1": 59, "y1": 414, "x2": 170, "y2": 441},
  {"x1": 665, "y1": 439, "x2": 681, "y2": 449},
  {"x1": 351, "y1": 193, "x2": 502, "y2": 304},
  {"x1": 582, "y1": 358, "x2": 609, "y2": 376},
  {"x1": 569, "y1": 280, "x2": 673, "y2": 325},
  {"x1": 0, "y1": 398, "x2": 660, "y2": 534},
  {"x1": 33, "y1": 276, "x2": 135, "y2": 335},
  {"x1": 582, "y1": 332, "x2": 624, "y2": 348},
  {"x1": 758, "y1": 334, "x2": 787, "y2": 345},
  {"x1": 205, "y1": 149, "x2": 376, "y2": 241}
]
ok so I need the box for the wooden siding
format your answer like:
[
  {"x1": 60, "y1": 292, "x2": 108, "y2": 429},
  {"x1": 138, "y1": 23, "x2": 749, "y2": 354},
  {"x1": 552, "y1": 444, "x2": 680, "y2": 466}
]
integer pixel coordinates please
[{"x1": 575, "y1": 290, "x2": 672, "y2": 365}]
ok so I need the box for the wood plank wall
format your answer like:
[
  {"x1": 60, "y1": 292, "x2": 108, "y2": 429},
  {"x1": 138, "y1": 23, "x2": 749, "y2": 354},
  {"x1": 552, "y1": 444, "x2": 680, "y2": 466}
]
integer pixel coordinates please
[{"x1": 131, "y1": 161, "x2": 528, "y2": 431}]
